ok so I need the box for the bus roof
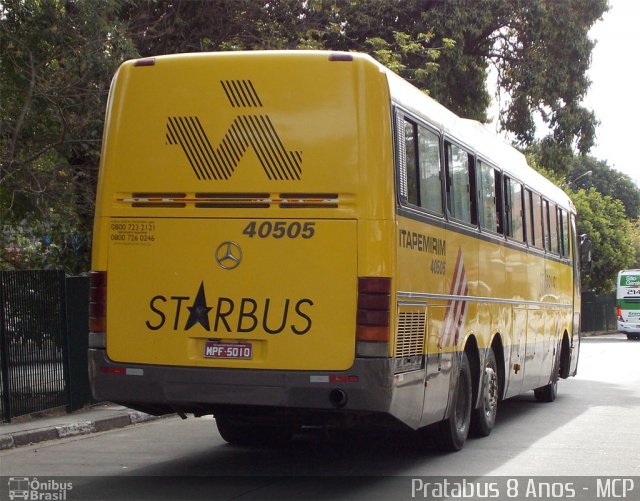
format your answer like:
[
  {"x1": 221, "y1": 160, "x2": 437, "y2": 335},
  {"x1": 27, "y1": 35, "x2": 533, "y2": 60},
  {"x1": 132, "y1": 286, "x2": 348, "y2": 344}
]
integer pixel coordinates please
[{"x1": 371, "y1": 55, "x2": 574, "y2": 213}]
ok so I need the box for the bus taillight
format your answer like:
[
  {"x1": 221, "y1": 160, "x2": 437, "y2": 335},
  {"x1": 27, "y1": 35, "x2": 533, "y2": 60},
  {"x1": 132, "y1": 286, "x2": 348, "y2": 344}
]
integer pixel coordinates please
[
  {"x1": 89, "y1": 271, "x2": 107, "y2": 334},
  {"x1": 356, "y1": 277, "x2": 390, "y2": 342},
  {"x1": 616, "y1": 306, "x2": 624, "y2": 322}
]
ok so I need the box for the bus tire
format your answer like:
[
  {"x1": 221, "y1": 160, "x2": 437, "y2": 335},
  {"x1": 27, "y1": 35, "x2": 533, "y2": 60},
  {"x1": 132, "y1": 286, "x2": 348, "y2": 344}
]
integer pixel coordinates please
[
  {"x1": 215, "y1": 414, "x2": 292, "y2": 447},
  {"x1": 471, "y1": 348, "x2": 498, "y2": 437},
  {"x1": 434, "y1": 352, "x2": 472, "y2": 452},
  {"x1": 534, "y1": 379, "x2": 558, "y2": 403}
]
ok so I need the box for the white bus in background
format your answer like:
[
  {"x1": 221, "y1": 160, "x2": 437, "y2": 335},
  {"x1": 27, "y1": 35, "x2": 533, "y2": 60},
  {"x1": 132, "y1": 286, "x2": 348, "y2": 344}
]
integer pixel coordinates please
[{"x1": 616, "y1": 270, "x2": 640, "y2": 340}]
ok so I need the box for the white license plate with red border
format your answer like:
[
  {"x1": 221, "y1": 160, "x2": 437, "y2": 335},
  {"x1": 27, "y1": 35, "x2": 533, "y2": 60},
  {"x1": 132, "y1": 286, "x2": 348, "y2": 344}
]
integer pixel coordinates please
[{"x1": 204, "y1": 342, "x2": 252, "y2": 360}]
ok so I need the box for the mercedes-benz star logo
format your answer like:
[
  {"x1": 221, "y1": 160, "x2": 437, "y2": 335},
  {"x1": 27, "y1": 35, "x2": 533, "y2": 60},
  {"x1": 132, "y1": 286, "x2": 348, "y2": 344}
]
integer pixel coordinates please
[{"x1": 215, "y1": 241, "x2": 243, "y2": 270}]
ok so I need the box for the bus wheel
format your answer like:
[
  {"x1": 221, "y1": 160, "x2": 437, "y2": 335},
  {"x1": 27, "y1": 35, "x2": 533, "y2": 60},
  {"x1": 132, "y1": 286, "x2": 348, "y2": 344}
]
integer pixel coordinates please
[
  {"x1": 471, "y1": 348, "x2": 498, "y2": 437},
  {"x1": 434, "y1": 352, "x2": 472, "y2": 452},
  {"x1": 215, "y1": 414, "x2": 292, "y2": 447},
  {"x1": 534, "y1": 379, "x2": 558, "y2": 403}
]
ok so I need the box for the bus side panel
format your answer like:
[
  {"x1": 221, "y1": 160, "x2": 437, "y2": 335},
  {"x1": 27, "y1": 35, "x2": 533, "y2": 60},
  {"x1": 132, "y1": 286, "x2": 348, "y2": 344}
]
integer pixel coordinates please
[
  {"x1": 570, "y1": 215, "x2": 581, "y2": 376},
  {"x1": 395, "y1": 215, "x2": 449, "y2": 427},
  {"x1": 421, "y1": 304, "x2": 450, "y2": 425},
  {"x1": 505, "y1": 307, "x2": 527, "y2": 398}
]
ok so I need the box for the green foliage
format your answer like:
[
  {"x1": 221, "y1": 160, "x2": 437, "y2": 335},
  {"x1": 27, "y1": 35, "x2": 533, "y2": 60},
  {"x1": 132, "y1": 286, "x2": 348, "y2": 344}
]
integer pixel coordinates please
[
  {"x1": 530, "y1": 140, "x2": 640, "y2": 221},
  {"x1": 119, "y1": 0, "x2": 606, "y2": 132},
  {"x1": 567, "y1": 156, "x2": 640, "y2": 220},
  {"x1": 529, "y1": 147, "x2": 637, "y2": 293},
  {"x1": 629, "y1": 219, "x2": 640, "y2": 268},
  {"x1": 1, "y1": 0, "x2": 138, "y2": 273},
  {"x1": 0, "y1": 0, "x2": 611, "y2": 274},
  {"x1": 524, "y1": 151, "x2": 564, "y2": 186},
  {"x1": 570, "y1": 188, "x2": 635, "y2": 293},
  {"x1": 486, "y1": 0, "x2": 607, "y2": 154}
]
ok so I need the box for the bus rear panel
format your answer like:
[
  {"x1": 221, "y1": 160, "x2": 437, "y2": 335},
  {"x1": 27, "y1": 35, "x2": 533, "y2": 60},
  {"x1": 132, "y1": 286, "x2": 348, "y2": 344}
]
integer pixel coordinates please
[{"x1": 89, "y1": 52, "x2": 399, "y2": 424}]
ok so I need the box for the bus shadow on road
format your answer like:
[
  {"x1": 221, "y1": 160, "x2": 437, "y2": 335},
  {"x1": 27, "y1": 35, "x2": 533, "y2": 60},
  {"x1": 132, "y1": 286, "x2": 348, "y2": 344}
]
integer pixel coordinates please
[
  {"x1": 69, "y1": 376, "x2": 639, "y2": 499},
  {"x1": 141, "y1": 376, "x2": 638, "y2": 475}
]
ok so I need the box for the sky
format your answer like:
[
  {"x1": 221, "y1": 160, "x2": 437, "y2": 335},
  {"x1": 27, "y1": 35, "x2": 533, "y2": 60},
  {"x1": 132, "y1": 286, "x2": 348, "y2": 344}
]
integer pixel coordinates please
[{"x1": 582, "y1": 0, "x2": 640, "y2": 185}]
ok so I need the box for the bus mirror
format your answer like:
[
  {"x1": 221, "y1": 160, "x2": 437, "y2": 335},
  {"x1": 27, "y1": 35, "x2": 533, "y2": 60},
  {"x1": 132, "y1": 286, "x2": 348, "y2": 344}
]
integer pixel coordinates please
[{"x1": 579, "y1": 234, "x2": 592, "y2": 272}]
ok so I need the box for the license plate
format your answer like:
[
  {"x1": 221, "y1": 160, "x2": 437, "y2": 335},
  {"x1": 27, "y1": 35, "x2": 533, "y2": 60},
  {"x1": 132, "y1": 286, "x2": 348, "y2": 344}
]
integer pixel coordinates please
[{"x1": 204, "y1": 342, "x2": 252, "y2": 360}]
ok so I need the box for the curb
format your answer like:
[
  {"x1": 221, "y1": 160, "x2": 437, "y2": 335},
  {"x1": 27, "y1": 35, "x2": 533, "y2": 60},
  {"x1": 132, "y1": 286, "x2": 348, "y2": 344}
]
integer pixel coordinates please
[
  {"x1": 581, "y1": 330, "x2": 618, "y2": 337},
  {"x1": 0, "y1": 411, "x2": 163, "y2": 450}
]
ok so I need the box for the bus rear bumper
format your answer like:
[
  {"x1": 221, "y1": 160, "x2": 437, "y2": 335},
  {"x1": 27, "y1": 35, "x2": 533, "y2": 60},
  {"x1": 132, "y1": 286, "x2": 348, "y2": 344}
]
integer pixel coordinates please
[
  {"x1": 617, "y1": 320, "x2": 640, "y2": 333},
  {"x1": 88, "y1": 349, "x2": 397, "y2": 421}
]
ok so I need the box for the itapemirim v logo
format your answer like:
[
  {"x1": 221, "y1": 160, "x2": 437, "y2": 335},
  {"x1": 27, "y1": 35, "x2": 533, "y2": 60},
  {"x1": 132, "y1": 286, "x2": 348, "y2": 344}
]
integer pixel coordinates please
[
  {"x1": 7, "y1": 477, "x2": 73, "y2": 500},
  {"x1": 166, "y1": 80, "x2": 302, "y2": 181}
]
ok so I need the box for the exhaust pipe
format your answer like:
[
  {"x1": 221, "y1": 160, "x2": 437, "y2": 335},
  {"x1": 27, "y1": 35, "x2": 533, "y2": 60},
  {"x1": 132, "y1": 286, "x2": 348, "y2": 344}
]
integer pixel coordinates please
[{"x1": 329, "y1": 389, "x2": 348, "y2": 408}]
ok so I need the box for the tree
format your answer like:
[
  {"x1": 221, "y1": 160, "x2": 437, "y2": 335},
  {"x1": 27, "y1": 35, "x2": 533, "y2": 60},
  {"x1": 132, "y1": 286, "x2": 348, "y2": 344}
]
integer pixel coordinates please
[
  {"x1": 1, "y1": 0, "x2": 608, "y2": 272},
  {"x1": 120, "y1": 0, "x2": 606, "y2": 142},
  {"x1": 481, "y1": 0, "x2": 606, "y2": 155},
  {"x1": 570, "y1": 188, "x2": 635, "y2": 293},
  {"x1": 629, "y1": 219, "x2": 640, "y2": 269},
  {"x1": 528, "y1": 150, "x2": 636, "y2": 293},
  {"x1": 566, "y1": 156, "x2": 640, "y2": 220},
  {"x1": 0, "y1": 0, "x2": 138, "y2": 272}
]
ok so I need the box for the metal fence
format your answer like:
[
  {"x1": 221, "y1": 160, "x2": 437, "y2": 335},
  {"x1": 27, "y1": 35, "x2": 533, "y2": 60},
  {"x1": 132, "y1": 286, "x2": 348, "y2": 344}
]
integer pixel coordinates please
[
  {"x1": 581, "y1": 291, "x2": 616, "y2": 333},
  {"x1": 0, "y1": 271, "x2": 91, "y2": 422}
]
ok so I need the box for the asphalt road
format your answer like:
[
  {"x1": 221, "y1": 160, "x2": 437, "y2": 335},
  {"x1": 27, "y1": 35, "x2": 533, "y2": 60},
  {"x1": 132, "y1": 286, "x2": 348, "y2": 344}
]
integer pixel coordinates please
[{"x1": 1, "y1": 334, "x2": 639, "y2": 500}]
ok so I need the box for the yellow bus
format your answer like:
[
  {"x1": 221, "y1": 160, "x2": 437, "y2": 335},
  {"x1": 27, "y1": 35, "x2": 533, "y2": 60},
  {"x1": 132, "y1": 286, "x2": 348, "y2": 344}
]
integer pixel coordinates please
[{"x1": 89, "y1": 51, "x2": 583, "y2": 451}]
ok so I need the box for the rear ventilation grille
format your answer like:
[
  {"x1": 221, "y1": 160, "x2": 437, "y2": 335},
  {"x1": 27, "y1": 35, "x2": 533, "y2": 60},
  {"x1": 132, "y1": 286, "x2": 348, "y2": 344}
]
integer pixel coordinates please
[
  {"x1": 129, "y1": 193, "x2": 187, "y2": 208},
  {"x1": 118, "y1": 193, "x2": 339, "y2": 209},
  {"x1": 396, "y1": 312, "x2": 426, "y2": 357},
  {"x1": 278, "y1": 193, "x2": 338, "y2": 208},
  {"x1": 195, "y1": 193, "x2": 270, "y2": 208},
  {"x1": 395, "y1": 311, "x2": 426, "y2": 373}
]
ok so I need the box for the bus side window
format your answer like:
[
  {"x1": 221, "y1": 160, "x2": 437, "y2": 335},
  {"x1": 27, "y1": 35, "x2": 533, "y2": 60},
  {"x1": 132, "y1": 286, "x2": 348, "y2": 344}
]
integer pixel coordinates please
[
  {"x1": 543, "y1": 200, "x2": 551, "y2": 251},
  {"x1": 527, "y1": 189, "x2": 544, "y2": 249},
  {"x1": 445, "y1": 141, "x2": 476, "y2": 225},
  {"x1": 417, "y1": 125, "x2": 443, "y2": 215},
  {"x1": 534, "y1": 195, "x2": 544, "y2": 250},
  {"x1": 478, "y1": 160, "x2": 503, "y2": 234},
  {"x1": 559, "y1": 208, "x2": 570, "y2": 257},
  {"x1": 403, "y1": 119, "x2": 419, "y2": 206},
  {"x1": 525, "y1": 188, "x2": 534, "y2": 245},
  {"x1": 494, "y1": 168, "x2": 504, "y2": 234},
  {"x1": 548, "y1": 202, "x2": 560, "y2": 254},
  {"x1": 505, "y1": 176, "x2": 525, "y2": 242}
]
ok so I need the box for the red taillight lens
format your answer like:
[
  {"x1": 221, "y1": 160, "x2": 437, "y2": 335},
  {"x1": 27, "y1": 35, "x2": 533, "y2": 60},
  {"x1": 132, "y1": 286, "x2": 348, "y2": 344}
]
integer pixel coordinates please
[
  {"x1": 89, "y1": 271, "x2": 107, "y2": 333},
  {"x1": 100, "y1": 366, "x2": 125, "y2": 376},
  {"x1": 356, "y1": 277, "x2": 390, "y2": 342},
  {"x1": 616, "y1": 306, "x2": 624, "y2": 322}
]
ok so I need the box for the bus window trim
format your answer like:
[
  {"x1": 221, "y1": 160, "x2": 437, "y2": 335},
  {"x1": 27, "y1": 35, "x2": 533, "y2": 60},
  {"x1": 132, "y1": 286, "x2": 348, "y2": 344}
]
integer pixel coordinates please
[{"x1": 393, "y1": 106, "x2": 447, "y2": 220}]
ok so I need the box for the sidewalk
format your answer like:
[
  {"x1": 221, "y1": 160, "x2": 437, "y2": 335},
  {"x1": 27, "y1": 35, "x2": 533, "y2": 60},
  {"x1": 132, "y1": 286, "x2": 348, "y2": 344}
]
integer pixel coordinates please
[{"x1": 0, "y1": 403, "x2": 171, "y2": 450}]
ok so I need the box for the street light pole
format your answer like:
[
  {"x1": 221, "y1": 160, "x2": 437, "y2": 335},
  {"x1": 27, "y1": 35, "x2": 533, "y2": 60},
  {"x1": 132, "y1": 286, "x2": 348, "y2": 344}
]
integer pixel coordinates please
[{"x1": 568, "y1": 170, "x2": 593, "y2": 188}]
